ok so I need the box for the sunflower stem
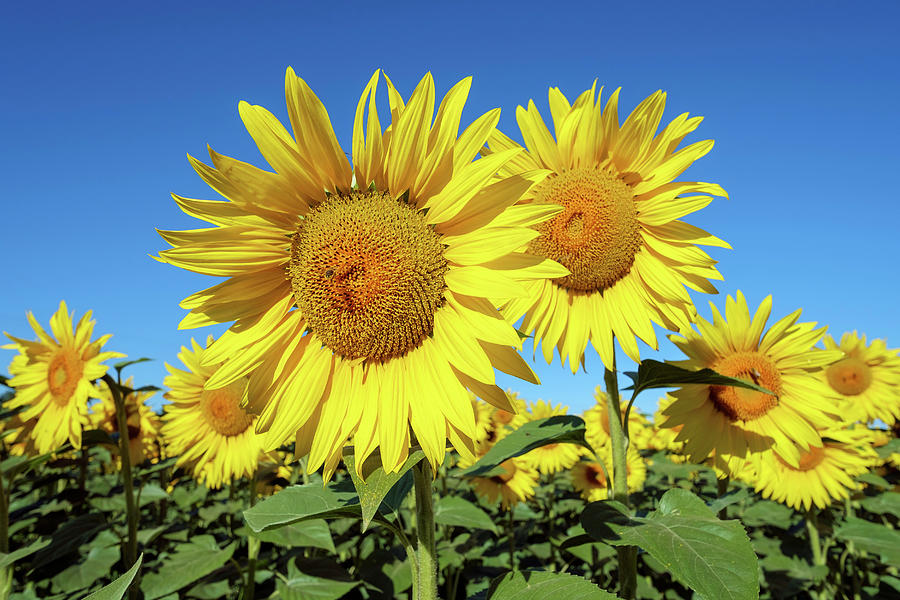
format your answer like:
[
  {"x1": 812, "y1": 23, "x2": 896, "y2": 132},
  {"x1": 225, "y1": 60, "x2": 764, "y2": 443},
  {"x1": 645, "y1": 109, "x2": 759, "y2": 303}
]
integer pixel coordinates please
[
  {"x1": 806, "y1": 509, "x2": 825, "y2": 565},
  {"x1": 0, "y1": 466, "x2": 11, "y2": 600},
  {"x1": 413, "y1": 460, "x2": 437, "y2": 600},
  {"x1": 604, "y1": 363, "x2": 636, "y2": 600},
  {"x1": 245, "y1": 471, "x2": 260, "y2": 600},
  {"x1": 105, "y1": 374, "x2": 139, "y2": 600},
  {"x1": 507, "y1": 508, "x2": 516, "y2": 571}
]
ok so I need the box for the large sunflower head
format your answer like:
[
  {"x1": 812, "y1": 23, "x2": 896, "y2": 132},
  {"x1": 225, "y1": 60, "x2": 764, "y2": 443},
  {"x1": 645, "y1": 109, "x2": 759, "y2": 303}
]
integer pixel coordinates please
[
  {"x1": 90, "y1": 377, "x2": 161, "y2": 466},
  {"x1": 486, "y1": 84, "x2": 728, "y2": 372},
  {"x1": 155, "y1": 70, "x2": 566, "y2": 479},
  {"x1": 742, "y1": 427, "x2": 877, "y2": 511},
  {"x1": 3, "y1": 301, "x2": 124, "y2": 454},
  {"x1": 822, "y1": 332, "x2": 900, "y2": 426},
  {"x1": 661, "y1": 291, "x2": 844, "y2": 476},
  {"x1": 162, "y1": 337, "x2": 266, "y2": 489}
]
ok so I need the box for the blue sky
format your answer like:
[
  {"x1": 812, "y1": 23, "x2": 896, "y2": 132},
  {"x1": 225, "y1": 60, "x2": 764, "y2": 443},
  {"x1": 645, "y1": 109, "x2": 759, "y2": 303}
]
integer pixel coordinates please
[{"x1": 1, "y1": 1, "x2": 898, "y2": 416}]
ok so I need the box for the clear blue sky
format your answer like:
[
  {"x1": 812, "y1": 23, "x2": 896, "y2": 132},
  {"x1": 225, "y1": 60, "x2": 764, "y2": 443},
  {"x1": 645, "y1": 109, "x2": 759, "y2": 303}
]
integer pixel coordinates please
[{"x1": 2, "y1": 1, "x2": 898, "y2": 416}]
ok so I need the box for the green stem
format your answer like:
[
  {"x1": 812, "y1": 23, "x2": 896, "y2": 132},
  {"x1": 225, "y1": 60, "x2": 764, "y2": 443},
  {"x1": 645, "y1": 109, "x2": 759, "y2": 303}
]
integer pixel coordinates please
[
  {"x1": 604, "y1": 363, "x2": 636, "y2": 600},
  {"x1": 245, "y1": 471, "x2": 259, "y2": 600},
  {"x1": 105, "y1": 374, "x2": 139, "y2": 600},
  {"x1": 507, "y1": 508, "x2": 516, "y2": 571},
  {"x1": 413, "y1": 461, "x2": 437, "y2": 600},
  {"x1": 806, "y1": 509, "x2": 825, "y2": 566},
  {"x1": 0, "y1": 468, "x2": 10, "y2": 600}
]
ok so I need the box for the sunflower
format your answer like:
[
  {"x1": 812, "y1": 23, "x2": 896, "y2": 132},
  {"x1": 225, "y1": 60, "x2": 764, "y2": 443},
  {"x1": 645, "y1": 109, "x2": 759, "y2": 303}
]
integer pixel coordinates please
[
  {"x1": 162, "y1": 337, "x2": 267, "y2": 489},
  {"x1": 822, "y1": 332, "x2": 900, "y2": 426},
  {"x1": 471, "y1": 394, "x2": 494, "y2": 445},
  {"x1": 647, "y1": 394, "x2": 682, "y2": 453},
  {"x1": 2, "y1": 412, "x2": 39, "y2": 457},
  {"x1": 661, "y1": 291, "x2": 843, "y2": 475},
  {"x1": 90, "y1": 377, "x2": 161, "y2": 466},
  {"x1": 156, "y1": 70, "x2": 564, "y2": 478},
  {"x1": 571, "y1": 445, "x2": 645, "y2": 502},
  {"x1": 520, "y1": 399, "x2": 584, "y2": 474},
  {"x1": 486, "y1": 84, "x2": 727, "y2": 372},
  {"x1": 2, "y1": 301, "x2": 123, "y2": 454},
  {"x1": 745, "y1": 427, "x2": 877, "y2": 511},
  {"x1": 582, "y1": 387, "x2": 653, "y2": 453},
  {"x1": 463, "y1": 454, "x2": 539, "y2": 510}
]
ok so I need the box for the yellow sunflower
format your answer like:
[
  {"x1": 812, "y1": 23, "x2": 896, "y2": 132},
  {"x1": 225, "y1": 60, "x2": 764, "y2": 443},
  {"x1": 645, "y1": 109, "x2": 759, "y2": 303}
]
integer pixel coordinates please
[
  {"x1": 582, "y1": 387, "x2": 653, "y2": 453},
  {"x1": 463, "y1": 455, "x2": 539, "y2": 510},
  {"x1": 647, "y1": 394, "x2": 682, "y2": 453},
  {"x1": 156, "y1": 70, "x2": 564, "y2": 478},
  {"x1": 520, "y1": 399, "x2": 584, "y2": 474},
  {"x1": 822, "y1": 332, "x2": 900, "y2": 426},
  {"x1": 487, "y1": 84, "x2": 727, "y2": 372},
  {"x1": 2, "y1": 412, "x2": 39, "y2": 457},
  {"x1": 571, "y1": 445, "x2": 645, "y2": 502},
  {"x1": 90, "y1": 377, "x2": 161, "y2": 466},
  {"x1": 661, "y1": 291, "x2": 843, "y2": 475},
  {"x1": 162, "y1": 337, "x2": 267, "y2": 489},
  {"x1": 471, "y1": 394, "x2": 494, "y2": 445},
  {"x1": 745, "y1": 427, "x2": 877, "y2": 511},
  {"x1": 3, "y1": 301, "x2": 124, "y2": 454}
]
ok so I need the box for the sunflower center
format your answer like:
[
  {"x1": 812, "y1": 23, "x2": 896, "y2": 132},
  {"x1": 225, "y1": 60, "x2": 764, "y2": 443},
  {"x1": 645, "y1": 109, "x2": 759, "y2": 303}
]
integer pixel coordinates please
[
  {"x1": 289, "y1": 191, "x2": 448, "y2": 361},
  {"x1": 199, "y1": 380, "x2": 252, "y2": 437},
  {"x1": 47, "y1": 349, "x2": 83, "y2": 403},
  {"x1": 490, "y1": 460, "x2": 517, "y2": 484},
  {"x1": 826, "y1": 357, "x2": 872, "y2": 396},
  {"x1": 528, "y1": 168, "x2": 640, "y2": 292},
  {"x1": 708, "y1": 352, "x2": 782, "y2": 422},
  {"x1": 586, "y1": 464, "x2": 607, "y2": 487},
  {"x1": 778, "y1": 445, "x2": 826, "y2": 472}
]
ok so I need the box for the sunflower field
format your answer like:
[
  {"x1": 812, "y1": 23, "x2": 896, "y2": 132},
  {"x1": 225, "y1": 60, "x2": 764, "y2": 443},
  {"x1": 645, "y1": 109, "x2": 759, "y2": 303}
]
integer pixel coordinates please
[{"x1": 3, "y1": 70, "x2": 900, "y2": 600}]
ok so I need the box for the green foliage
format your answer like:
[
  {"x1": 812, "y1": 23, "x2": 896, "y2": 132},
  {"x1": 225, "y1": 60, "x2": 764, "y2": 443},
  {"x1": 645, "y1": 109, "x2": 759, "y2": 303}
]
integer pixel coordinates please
[
  {"x1": 81, "y1": 554, "x2": 142, "y2": 600},
  {"x1": 460, "y1": 416, "x2": 591, "y2": 477},
  {"x1": 622, "y1": 359, "x2": 775, "y2": 398},
  {"x1": 487, "y1": 571, "x2": 619, "y2": 599},
  {"x1": 140, "y1": 536, "x2": 237, "y2": 599},
  {"x1": 833, "y1": 518, "x2": 900, "y2": 564},
  {"x1": 434, "y1": 496, "x2": 498, "y2": 533},
  {"x1": 582, "y1": 489, "x2": 759, "y2": 600},
  {"x1": 243, "y1": 481, "x2": 360, "y2": 533},
  {"x1": 343, "y1": 449, "x2": 423, "y2": 530}
]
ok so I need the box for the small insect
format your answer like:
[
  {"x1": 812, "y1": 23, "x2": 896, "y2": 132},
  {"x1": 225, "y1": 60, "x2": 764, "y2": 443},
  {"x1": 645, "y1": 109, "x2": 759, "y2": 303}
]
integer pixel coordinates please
[{"x1": 324, "y1": 268, "x2": 335, "y2": 279}]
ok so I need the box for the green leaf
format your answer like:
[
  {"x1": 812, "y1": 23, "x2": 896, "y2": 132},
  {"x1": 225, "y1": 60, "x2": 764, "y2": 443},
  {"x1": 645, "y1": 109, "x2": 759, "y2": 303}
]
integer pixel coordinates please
[
  {"x1": 140, "y1": 536, "x2": 237, "y2": 600},
  {"x1": 434, "y1": 496, "x2": 498, "y2": 532},
  {"x1": 875, "y1": 437, "x2": 900, "y2": 458},
  {"x1": 0, "y1": 538, "x2": 51, "y2": 568},
  {"x1": 51, "y1": 544, "x2": 119, "y2": 594},
  {"x1": 113, "y1": 357, "x2": 153, "y2": 370},
  {"x1": 759, "y1": 554, "x2": 827, "y2": 583},
  {"x1": 82, "y1": 554, "x2": 143, "y2": 600},
  {"x1": 582, "y1": 489, "x2": 759, "y2": 600},
  {"x1": 708, "y1": 487, "x2": 752, "y2": 516},
  {"x1": 623, "y1": 359, "x2": 774, "y2": 397},
  {"x1": 487, "y1": 571, "x2": 619, "y2": 599},
  {"x1": 243, "y1": 481, "x2": 360, "y2": 533},
  {"x1": 460, "y1": 416, "x2": 590, "y2": 477},
  {"x1": 834, "y1": 517, "x2": 900, "y2": 565},
  {"x1": 857, "y1": 472, "x2": 892, "y2": 490},
  {"x1": 81, "y1": 429, "x2": 117, "y2": 446},
  {"x1": 740, "y1": 500, "x2": 796, "y2": 529},
  {"x1": 276, "y1": 561, "x2": 359, "y2": 600},
  {"x1": 250, "y1": 519, "x2": 335, "y2": 552},
  {"x1": 343, "y1": 450, "x2": 424, "y2": 531},
  {"x1": 185, "y1": 579, "x2": 231, "y2": 599},
  {"x1": 860, "y1": 492, "x2": 900, "y2": 518}
]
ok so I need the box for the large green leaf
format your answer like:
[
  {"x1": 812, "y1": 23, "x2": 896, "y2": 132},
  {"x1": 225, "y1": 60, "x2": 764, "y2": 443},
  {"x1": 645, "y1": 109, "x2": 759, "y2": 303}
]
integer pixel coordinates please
[
  {"x1": 434, "y1": 496, "x2": 498, "y2": 532},
  {"x1": 582, "y1": 489, "x2": 759, "y2": 600},
  {"x1": 486, "y1": 571, "x2": 619, "y2": 599},
  {"x1": 859, "y1": 492, "x2": 900, "y2": 518},
  {"x1": 740, "y1": 500, "x2": 795, "y2": 529},
  {"x1": 343, "y1": 450, "x2": 424, "y2": 531},
  {"x1": 140, "y1": 536, "x2": 237, "y2": 600},
  {"x1": 459, "y1": 416, "x2": 590, "y2": 477},
  {"x1": 623, "y1": 360, "x2": 774, "y2": 398},
  {"x1": 243, "y1": 481, "x2": 360, "y2": 533},
  {"x1": 81, "y1": 554, "x2": 142, "y2": 600},
  {"x1": 0, "y1": 538, "x2": 50, "y2": 568},
  {"x1": 834, "y1": 517, "x2": 900, "y2": 565},
  {"x1": 250, "y1": 519, "x2": 335, "y2": 552},
  {"x1": 276, "y1": 561, "x2": 359, "y2": 600}
]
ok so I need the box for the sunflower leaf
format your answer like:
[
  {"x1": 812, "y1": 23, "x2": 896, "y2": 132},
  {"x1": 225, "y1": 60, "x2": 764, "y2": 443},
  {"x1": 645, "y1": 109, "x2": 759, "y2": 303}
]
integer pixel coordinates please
[
  {"x1": 433, "y1": 496, "x2": 498, "y2": 532},
  {"x1": 623, "y1": 359, "x2": 774, "y2": 398},
  {"x1": 486, "y1": 570, "x2": 619, "y2": 599},
  {"x1": 243, "y1": 480, "x2": 361, "y2": 533},
  {"x1": 82, "y1": 554, "x2": 143, "y2": 600},
  {"x1": 458, "y1": 415, "x2": 591, "y2": 477},
  {"x1": 343, "y1": 450, "x2": 425, "y2": 531},
  {"x1": 113, "y1": 357, "x2": 154, "y2": 371},
  {"x1": 834, "y1": 517, "x2": 900, "y2": 565},
  {"x1": 582, "y1": 489, "x2": 759, "y2": 600}
]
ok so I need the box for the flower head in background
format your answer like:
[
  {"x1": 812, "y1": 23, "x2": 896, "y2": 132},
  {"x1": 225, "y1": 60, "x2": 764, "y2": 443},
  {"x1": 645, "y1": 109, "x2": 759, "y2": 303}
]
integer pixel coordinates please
[
  {"x1": 822, "y1": 332, "x2": 900, "y2": 426},
  {"x1": 520, "y1": 399, "x2": 584, "y2": 474},
  {"x1": 486, "y1": 83, "x2": 727, "y2": 372},
  {"x1": 3, "y1": 301, "x2": 123, "y2": 454},
  {"x1": 661, "y1": 291, "x2": 843, "y2": 475},
  {"x1": 162, "y1": 337, "x2": 266, "y2": 489},
  {"x1": 90, "y1": 377, "x2": 161, "y2": 466},
  {"x1": 156, "y1": 70, "x2": 564, "y2": 478}
]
